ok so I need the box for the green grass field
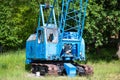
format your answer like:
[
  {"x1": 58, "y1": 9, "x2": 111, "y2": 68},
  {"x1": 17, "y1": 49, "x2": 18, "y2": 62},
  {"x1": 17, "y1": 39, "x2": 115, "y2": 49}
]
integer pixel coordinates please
[{"x1": 0, "y1": 49, "x2": 120, "y2": 80}]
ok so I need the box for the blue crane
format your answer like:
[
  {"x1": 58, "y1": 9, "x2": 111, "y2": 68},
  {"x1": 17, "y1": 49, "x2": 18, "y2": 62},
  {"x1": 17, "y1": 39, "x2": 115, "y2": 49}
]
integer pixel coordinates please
[{"x1": 25, "y1": 0, "x2": 93, "y2": 77}]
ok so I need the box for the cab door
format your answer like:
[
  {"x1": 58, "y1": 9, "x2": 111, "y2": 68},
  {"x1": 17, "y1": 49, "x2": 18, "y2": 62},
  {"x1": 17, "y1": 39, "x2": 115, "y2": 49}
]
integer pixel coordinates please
[
  {"x1": 45, "y1": 28, "x2": 59, "y2": 60},
  {"x1": 36, "y1": 29, "x2": 45, "y2": 59}
]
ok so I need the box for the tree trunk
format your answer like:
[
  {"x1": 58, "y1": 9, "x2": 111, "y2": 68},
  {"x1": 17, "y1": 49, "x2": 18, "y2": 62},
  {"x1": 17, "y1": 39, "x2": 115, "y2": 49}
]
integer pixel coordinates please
[
  {"x1": 118, "y1": 30, "x2": 120, "y2": 39},
  {"x1": 116, "y1": 42, "x2": 120, "y2": 59}
]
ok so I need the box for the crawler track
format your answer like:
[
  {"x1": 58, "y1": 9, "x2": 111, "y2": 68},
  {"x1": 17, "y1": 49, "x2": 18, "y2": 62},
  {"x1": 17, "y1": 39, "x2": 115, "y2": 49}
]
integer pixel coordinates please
[{"x1": 30, "y1": 61, "x2": 93, "y2": 76}]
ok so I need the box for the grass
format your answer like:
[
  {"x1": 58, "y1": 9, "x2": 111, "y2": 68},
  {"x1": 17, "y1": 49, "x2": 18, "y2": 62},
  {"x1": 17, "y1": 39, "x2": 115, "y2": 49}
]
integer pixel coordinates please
[{"x1": 0, "y1": 49, "x2": 120, "y2": 80}]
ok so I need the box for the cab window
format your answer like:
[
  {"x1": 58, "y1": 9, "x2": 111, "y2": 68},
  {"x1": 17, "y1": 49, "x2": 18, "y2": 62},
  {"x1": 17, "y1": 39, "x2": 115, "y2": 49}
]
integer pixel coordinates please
[
  {"x1": 46, "y1": 28, "x2": 58, "y2": 43},
  {"x1": 38, "y1": 30, "x2": 44, "y2": 43}
]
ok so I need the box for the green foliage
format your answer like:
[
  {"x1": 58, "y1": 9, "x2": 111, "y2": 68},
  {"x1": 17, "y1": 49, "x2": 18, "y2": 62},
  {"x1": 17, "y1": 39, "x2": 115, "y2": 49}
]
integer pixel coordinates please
[
  {"x1": 84, "y1": 0, "x2": 120, "y2": 48},
  {"x1": 0, "y1": 0, "x2": 120, "y2": 50},
  {"x1": 0, "y1": 0, "x2": 38, "y2": 49}
]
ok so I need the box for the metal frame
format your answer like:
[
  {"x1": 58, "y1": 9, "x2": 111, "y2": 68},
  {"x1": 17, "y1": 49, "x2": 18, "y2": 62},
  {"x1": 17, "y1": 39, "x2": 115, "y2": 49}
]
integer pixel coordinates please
[
  {"x1": 38, "y1": 4, "x2": 57, "y2": 27},
  {"x1": 59, "y1": 0, "x2": 88, "y2": 60},
  {"x1": 59, "y1": 0, "x2": 88, "y2": 39}
]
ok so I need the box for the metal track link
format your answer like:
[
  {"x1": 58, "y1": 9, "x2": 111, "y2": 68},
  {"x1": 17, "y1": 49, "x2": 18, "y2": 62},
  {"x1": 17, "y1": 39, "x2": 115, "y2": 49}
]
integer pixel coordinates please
[
  {"x1": 31, "y1": 63, "x2": 58, "y2": 76},
  {"x1": 31, "y1": 62, "x2": 93, "y2": 76},
  {"x1": 75, "y1": 64, "x2": 94, "y2": 75}
]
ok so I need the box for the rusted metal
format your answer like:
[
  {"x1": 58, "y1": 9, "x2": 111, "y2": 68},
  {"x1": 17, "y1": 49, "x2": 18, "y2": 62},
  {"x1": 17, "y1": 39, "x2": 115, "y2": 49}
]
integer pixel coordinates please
[
  {"x1": 31, "y1": 63, "x2": 93, "y2": 76},
  {"x1": 31, "y1": 63, "x2": 58, "y2": 76},
  {"x1": 44, "y1": 64, "x2": 58, "y2": 75},
  {"x1": 81, "y1": 64, "x2": 94, "y2": 75}
]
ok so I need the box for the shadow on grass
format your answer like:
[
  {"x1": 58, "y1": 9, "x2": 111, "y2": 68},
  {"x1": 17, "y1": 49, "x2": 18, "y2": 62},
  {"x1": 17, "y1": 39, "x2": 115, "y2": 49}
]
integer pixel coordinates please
[
  {"x1": 86, "y1": 47, "x2": 119, "y2": 63},
  {"x1": 0, "y1": 63, "x2": 8, "y2": 70},
  {"x1": 0, "y1": 49, "x2": 25, "y2": 56}
]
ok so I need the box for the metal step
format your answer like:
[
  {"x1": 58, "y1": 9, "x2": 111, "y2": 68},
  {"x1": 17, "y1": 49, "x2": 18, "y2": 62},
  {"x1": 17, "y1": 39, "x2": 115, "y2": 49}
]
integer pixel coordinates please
[{"x1": 64, "y1": 63, "x2": 76, "y2": 77}]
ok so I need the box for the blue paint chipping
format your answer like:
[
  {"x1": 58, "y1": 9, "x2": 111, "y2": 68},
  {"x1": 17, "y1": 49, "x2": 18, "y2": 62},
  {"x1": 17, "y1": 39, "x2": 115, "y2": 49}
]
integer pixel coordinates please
[{"x1": 25, "y1": 0, "x2": 89, "y2": 77}]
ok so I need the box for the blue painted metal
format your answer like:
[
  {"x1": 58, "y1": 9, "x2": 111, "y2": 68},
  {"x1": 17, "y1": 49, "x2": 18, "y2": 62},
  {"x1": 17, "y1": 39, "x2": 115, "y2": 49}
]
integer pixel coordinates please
[
  {"x1": 64, "y1": 63, "x2": 76, "y2": 77},
  {"x1": 46, "y1": 0, "x2": 57, "y2": 26},
  {"x1": 26, "y1": 0, "x2": 88, "y2": 62},
  {"x1": 61, "y1": 32, "x2": 85, "y2": 60},
  {"x1": 26, "y1": 0, "x2": 88, "y2": 76},
  {"x1": 58, "y1": 0, "x2": 88, "y2": 61},
  {"x1": 39, "y1": 4, "x2": 57, "y2": 27}
]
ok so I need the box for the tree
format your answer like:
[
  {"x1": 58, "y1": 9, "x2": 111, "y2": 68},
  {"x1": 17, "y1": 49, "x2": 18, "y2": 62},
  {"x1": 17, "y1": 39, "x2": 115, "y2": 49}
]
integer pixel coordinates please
[
  {"x1": 84, "y1": 0, "x2": 120, "y2": 49},
  {"x1": 0, "y1": 0, "x2": 38, "y2": 49},
  {"x1": 0, "y1": 0, "x2": 120, "y2": 51}
]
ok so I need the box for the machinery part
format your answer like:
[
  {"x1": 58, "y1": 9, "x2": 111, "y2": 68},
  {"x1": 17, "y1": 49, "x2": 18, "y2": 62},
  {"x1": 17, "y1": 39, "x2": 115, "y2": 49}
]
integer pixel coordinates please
[
  {"x1": 31, "y1": 62, "x2": 93, "y2": 76},
  {"x1": 31, "y1": 63, "x2": 48, "y2": 75},
  {"x1": 45, "y1": 64, "x2": 58, "y2": 75},
  {"x1": 82, "y1": 65, "x2": 94, "y2": 75},
  {"x1": 57, "y1": 64, "x2": 65, "y2": 75},
  {"x1": 64, "y1": 63, "x2": 76, "y2": 77},
  {"x1": 31, "y1": 63, "x2": 58, "y2": 76},
  {"x1": 75, "y1": 64, "x2": 94, "y2": 75},
  {"x1": 76, "y1": 66, "x2": 85, "y2": 76}
]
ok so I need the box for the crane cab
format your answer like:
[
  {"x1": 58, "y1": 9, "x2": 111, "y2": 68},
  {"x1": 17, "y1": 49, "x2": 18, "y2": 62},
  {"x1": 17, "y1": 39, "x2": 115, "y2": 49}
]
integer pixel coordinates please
[{"x1": 26, "y1": 24, "x2": 60, "y2": 64}]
